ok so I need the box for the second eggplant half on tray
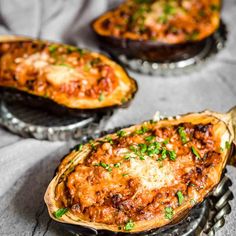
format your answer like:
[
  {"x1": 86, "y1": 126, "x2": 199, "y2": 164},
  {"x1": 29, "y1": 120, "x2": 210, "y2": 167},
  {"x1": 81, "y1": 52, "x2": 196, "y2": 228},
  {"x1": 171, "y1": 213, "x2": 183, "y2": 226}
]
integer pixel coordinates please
[
  {"x1": 0, "y1": 36, "x2": 137, "y2": 116},
  {"x1": 92, "y1": 0, "x2": 221, "y2": 62}
]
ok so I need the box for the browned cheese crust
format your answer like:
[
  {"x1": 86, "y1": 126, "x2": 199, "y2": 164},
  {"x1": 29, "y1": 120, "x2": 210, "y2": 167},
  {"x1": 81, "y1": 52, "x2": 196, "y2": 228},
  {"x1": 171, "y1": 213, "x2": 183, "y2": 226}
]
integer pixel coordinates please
[
  {"x1": 93, "y1": 0, "x2": 221, "y2": 44},
  {"x1": 0, "y1": 39, "x2": 136, "y2": 109}
]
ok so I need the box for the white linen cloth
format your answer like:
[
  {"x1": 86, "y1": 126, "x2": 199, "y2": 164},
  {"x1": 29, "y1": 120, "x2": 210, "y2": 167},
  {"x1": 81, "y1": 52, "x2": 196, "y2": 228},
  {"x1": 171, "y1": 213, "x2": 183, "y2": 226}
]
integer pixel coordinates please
[{"x1": 0, "y1": 0, "x2": 236, "y2": 235}]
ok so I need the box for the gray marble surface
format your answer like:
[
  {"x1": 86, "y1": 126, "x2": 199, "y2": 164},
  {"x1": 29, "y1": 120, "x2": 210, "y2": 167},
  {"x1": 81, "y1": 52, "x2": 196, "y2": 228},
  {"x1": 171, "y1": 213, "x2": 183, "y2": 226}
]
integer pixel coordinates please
[{"x1": 0, "y1": 0, "x2": 236, "y2": 235}]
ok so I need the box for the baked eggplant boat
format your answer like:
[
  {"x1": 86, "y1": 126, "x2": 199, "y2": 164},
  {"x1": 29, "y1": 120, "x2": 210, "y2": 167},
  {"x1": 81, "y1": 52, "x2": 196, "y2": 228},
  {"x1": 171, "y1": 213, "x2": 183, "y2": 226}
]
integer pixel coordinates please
[
  {"x1": 92, "y1": 0, "x2": 221, "y2": 62},
  {"x1": 45, "y1": 107, "x2": 236, "y2": 234},
  {"x1": 0, "y1": 36, "x2": 137, "y2": 113}
]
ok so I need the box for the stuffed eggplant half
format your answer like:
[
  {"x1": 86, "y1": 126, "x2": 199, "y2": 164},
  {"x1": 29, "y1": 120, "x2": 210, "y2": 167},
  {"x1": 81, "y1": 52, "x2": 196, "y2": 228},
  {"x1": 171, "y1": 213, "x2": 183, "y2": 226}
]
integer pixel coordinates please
[
  {"x1": 0, "y1": 36, "x2": 137, "y2": 113},
  {"x1": 92, "y1": 0, "x2": 221, "y2": 62},
  {"x1": 45, "y1": 108, "x2": 236, "y2": 234}
]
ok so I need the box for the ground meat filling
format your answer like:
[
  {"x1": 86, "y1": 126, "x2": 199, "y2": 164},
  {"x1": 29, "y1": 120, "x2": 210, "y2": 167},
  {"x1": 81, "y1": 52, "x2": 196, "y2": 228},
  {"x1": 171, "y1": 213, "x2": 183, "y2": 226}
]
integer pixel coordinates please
[
  {"x1": 55, "y1": 122, "x2": 222, "y2": 226},
  {"x1": 0, "y1": 41, "x2": 118, "y2": 99},
  {"x1": 98, "y1": 0, "x2": 220, "y2": 44}
]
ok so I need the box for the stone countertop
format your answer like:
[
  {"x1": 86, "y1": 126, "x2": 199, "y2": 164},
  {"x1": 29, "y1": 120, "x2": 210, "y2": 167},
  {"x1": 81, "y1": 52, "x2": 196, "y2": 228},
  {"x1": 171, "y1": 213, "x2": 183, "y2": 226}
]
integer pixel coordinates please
[{"x1": 0, "y1": 0, "x2": 236, "y2": 235}]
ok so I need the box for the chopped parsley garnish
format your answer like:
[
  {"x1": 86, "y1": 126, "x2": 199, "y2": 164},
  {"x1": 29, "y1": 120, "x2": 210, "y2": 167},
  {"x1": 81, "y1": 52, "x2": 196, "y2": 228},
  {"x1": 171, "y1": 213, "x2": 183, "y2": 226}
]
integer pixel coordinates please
[
  {"x1": 124, "y1": 154, "x2": 131, "y2": 160},
  {"x1": 163, "y1": 4, "x2": 176, "y2": 15},
  {"x1": 58, "y1": 63, "x2": 72, "y2": 68},
  {"x1": 121, "y1": 97, "x2": 127, "y2": 104},
  {"x1": 53, "y1": 208, "x2": 68, "y2": 218},
  {"x1": 122, "y1": 173, "x2": 128, "y2": 177},
  {"x1": 114, "y1": 163, "x2": 121, "y2": 168},
  {"x1": 225, "y1": 141, "x2": 230, "y2": 150},
  {"x1": 135, "y1": 126, "x2": 149, "y2": 135},
  {"x1": 191, "y1": 146, "x2": 201, "y2": 159},
  {"x1": 90, "y1": 57, "x2": 101, "y2": 66},
  {"x1": 139, "y1": 155, "x2": 145, "y2": 160},
  {"x1": 89, "y1": 140, "x2": 96, "y2": 150},
  {"x1": 48, "y1": 44, "x2": 58, "y2": 53},
  {"x1": 168, "y1": 150, "x2": 176, "y2": 161},
  {"x1": 145, "y1": 135, "x2": 155, "y2": 142},
  {"x1": 83, "y1": 63, "x2": 91, "y2": 72},
  {"x1": 77, "y1": 48, "x2": 85, "y2": 56},
  {"x1": 210, "y1": 4, "x2": 220, "y2": 11},
  {"x1": 117, "y1": 130, "x2": 126, "y2": 137},
  {"x1": 176, "y1": 191, "x2": 184, "y2": 205},
  {"x1": 97, "y1": 162, "x2": 112, "y2": 172},
  {"x1": 165, "y1": 207, "x2": 174, "y2": 220},
  {"x1": 187, "y1": 30, "x2": 199, "y2": 40},
  {"x1": 65, "y1": 45, "x2": 84, "y2": 55},
  {"x1": 75, "y1": 144, "x2": 83, "y2": 151},
  {"x1": 135, "y1": 0, "x2": 152, "y2": 4},
  {"x1": 162, "y1": 139, "x2": 169, "y2": 145},
  {"x1": 161, "y1": 148, "x2": 167, "y2": 160},
  {"x1": 147, "y1": 141, "x2": 161, "y2": 156},
  {"x1": 124, "y1": 220, "x2": 134, "y2": 231},
  {"x1": 178, "y1": 127, "x2": 187, "y2": 144},
  {"x1": 138, "y1": 143, "x2": 147, "y2": 153},
  {"x1": 98, "y1": 93, "x2": 104, "y2": 102},
  {"x1": 105, "y1": 136, "x2": 113, "y2": 144}
]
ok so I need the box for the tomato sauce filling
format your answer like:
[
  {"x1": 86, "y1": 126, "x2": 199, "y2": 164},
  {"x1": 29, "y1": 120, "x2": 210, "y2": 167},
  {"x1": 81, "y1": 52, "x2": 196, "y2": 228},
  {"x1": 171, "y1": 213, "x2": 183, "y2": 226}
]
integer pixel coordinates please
[
  {"x1": 98, "y1": 0, "x2": 220, "y2": 44},
  {"x1": 55, "y1": 122, "x2": 223, "y2": 227},
  {"x1": 0, "y1": 41, "x2": 118, "y2": 100}
]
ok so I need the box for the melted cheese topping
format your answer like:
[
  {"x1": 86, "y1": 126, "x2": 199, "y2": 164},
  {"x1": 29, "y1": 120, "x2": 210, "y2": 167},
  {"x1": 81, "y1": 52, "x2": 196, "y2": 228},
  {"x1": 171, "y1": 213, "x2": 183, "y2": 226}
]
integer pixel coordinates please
[
  {"x1": 0, "y1": 41, "x2": 119, "y2": 100},
  {"x1": 95, "y1": 0, "x2": 221, "y2": 44},
  {"x1": 128, "y1": 158, "x2": 176, "y2": 190},
  {"x1": 55, "y1": 120, "x2": 227, "y2": 228}
]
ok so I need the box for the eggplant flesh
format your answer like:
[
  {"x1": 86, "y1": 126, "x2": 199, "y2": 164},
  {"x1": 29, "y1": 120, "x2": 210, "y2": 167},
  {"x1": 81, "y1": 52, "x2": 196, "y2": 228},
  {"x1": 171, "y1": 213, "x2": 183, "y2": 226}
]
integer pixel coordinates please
[
  {"x1": 0, "y1": 36, "x2": 137, "y2": 112},
  {"x1": 92, "y1": 0, "x2": 221, "y2": 62},
  {"x1": 44, "y1": 108, "x2": 236, "y2": 234}
]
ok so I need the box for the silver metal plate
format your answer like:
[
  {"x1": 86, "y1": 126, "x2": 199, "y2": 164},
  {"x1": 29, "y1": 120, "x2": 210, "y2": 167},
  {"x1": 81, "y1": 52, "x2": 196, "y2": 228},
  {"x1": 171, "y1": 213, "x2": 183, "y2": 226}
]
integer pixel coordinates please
[
  {"x1": 112, "y1": 22, "x2": 227, "y2": 76},
  {"x1": 0, "y1": 100, "x2": 112, "y2": 141}
]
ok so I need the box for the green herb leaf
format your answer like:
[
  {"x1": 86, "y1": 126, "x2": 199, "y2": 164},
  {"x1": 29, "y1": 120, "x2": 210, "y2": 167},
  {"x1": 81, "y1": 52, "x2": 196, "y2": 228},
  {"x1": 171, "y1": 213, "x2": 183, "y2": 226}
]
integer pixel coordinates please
[
  {"x1": 135, "y1": 126, "x2": 149, "y2": 135},
  {"x1": 124, "y1": 220, "x2": 135, "y2": 231},
  {"x1": 114, "y1": 163, "x2": 121, "y2": 168},
  {"x1": 225, "y1": 141, "x2": 230, "y2": 150},
  {"x1": 117, "y1": 130, "x2": 126, "y2": 137},
  {"x1": 89, "y1": 140, "x2": 96, "y2": 150},
  {"x1": 163, "y1": 4, "x2": 176, "y2": 15},
  {"x1": 90, "y1": 58, "x2": 101, "y2": 66},
  {"x1": 163, "y1": 139, "x2": 169, "y2": 145},
  {"x1": 165, "y1": 207, "x2": 174, "y2": 220},
  {"x1": 98, "y1": 93, "x2": 104, "y2": 102},
  {"x1": 210, "y1": 4, "x2": 220, "y2": 11},
  {"x1": 176, "y1": 191, "x2": 184, "y2": 205},
  {"x1": 58, "y1": 63, "x2": 72, "y2": 68},
  {"x1": 135, "y1": 0, "x2": 152, "y2": 3},
  {"x1": 105, "y1": 136, "x2": 113, "y2": 144},
  {"x1": 54, "y1": 208, "x2": 68, "y2": 218},
  {"x1": 48, "y1": 44, "x2": 58, "y2": 53},
  {"x1": 124, "y1": 154, "x2": 131, "y2": 160},
  {"x1": 145, "y1": 135, "x2": 155, "y2": 142},
  {"x1": 178, "y1": 127, "x2": 187, "y2": 144},
  {"x1": 161, "y1": 148, "x2": 167, "y2": 160},
  {"x1": 138, "y1": 143, "x2": 147, "y2": 153},
  {"x1": 168, "y1": 150, "x2": 176, "y2": 161},
  {"x1": 191, "y1": 146, "x2": 201, "y2": 159},
  {"x1": 99, "y1": 162, "x2": 112, "y2": 172}
]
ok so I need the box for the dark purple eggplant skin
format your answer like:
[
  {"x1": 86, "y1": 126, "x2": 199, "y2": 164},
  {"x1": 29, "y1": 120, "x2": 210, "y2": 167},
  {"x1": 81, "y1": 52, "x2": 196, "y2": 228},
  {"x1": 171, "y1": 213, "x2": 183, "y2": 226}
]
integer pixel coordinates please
[
  {"x1": 91, "y1": 17, "x2": 217, "y2": 63},
  {"x1": 0, "y1": 85, "x2": 137, "y2": 118},
  {"x1": 92, "y1": 30, "x2": 213, "y2": 63}
]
